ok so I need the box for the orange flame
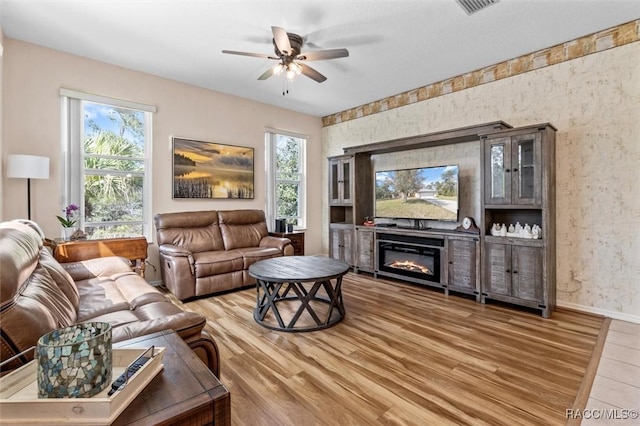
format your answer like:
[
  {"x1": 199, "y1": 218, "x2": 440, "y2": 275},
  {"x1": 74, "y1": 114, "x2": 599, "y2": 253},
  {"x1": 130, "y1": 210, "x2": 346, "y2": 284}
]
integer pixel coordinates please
[{"x1": 389, "y1": 260, "x2": 431, "y2": 275}]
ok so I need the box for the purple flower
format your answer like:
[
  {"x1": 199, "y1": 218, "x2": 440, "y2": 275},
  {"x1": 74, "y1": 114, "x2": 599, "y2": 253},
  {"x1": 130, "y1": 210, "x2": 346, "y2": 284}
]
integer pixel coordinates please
[{"x1": 56, "y1": 203, "x2": 80, "y2": 227}]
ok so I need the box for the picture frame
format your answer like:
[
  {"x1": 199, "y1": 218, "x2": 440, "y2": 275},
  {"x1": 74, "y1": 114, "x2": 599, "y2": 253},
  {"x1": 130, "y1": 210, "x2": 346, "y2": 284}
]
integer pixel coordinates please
[{"x1": 172, "y1": 137, "x2": 254, "y2": 199}]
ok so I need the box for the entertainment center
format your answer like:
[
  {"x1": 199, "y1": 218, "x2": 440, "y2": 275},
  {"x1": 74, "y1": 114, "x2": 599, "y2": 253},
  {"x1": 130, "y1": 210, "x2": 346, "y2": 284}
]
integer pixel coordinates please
[{"x1": 328, "y1": 121, "x2": 556, "y2": 317}]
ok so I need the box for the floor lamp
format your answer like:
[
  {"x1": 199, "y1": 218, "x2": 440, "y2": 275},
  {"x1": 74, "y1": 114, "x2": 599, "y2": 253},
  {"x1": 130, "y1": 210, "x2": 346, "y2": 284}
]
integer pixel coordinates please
[{"x1": 6, "y1": 154, "x2": 50, "y2": 220}]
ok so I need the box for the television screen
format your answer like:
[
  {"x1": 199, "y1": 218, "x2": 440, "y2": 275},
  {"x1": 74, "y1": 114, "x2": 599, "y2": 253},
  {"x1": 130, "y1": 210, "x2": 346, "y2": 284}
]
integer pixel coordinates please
[{"x1": 375, "y1": 165, "x2": 459, "y2": 222}]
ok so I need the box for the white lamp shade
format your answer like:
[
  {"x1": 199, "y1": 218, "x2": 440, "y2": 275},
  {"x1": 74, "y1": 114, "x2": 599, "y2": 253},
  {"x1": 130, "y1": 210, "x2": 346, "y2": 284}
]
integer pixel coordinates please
[{"x1": 6, "y1": 154, "x2": 50, "y2": 179}]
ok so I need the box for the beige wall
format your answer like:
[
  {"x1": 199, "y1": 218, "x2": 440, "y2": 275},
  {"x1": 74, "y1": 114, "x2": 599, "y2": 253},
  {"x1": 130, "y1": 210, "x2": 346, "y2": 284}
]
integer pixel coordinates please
[
  {"x1": 0, "y1": 26, "x2": 4, "y2": 220},
  {"x1": 322, "y1": 42, "x2": 640, "y2": 321},
  {"x1": 2, "y1": 39, "x2": 323, "y2": 282}
]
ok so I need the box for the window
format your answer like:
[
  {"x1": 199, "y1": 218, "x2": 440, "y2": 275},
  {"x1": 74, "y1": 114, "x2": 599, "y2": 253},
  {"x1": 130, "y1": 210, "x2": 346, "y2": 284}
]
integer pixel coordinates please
[
  {"x1": 265, "y1": 130, "x2": 307, "y2": 230},
  {"x1": 61, "y1": 89, "x2": 155, "y2": 239}
]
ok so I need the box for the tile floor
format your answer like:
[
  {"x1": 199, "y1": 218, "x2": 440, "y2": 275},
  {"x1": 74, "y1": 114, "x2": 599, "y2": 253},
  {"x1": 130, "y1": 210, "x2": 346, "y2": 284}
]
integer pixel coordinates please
[{"x1": 582, "y1": 320, "x2": 640, "y2": 425}]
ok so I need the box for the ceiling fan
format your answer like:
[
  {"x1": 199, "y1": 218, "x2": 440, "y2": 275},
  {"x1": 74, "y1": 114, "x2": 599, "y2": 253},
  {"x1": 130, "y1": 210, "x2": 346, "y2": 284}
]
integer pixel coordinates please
[{"x1": 222, "y1": 26, "x2": 349, "y2": 84}]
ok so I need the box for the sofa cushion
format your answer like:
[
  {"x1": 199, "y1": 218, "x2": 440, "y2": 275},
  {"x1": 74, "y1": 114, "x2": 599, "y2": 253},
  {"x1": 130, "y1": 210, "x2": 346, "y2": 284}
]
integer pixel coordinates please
[
  {"x1": 155, "y1": 210, "x2": 224, "y2": 253},
  {"x1": 62, "y1": 256, "x2": 135, "y2": 282},
  {"x1": 112, "y1": 307, "x2": 206, "y2": 342},
  {"x1": 76, "y1": 271, "x2": 166, "y2": 321},
  {"x1": 0, "y1": 221, "x2": 46, "y2": 306},
  {"x1": 0, "y1": 221, "x2": 79, "y2": 371},
  {"x1": 235, "y1": 246, "x2": 283, "y2": 269},
  {"x1": 196, "y1": 271, "x2": 246, "y2": 296},
  {"x1": 39, "y1": 252, "x2": 80, "y2": 307},
  {"x1": 193, "y1": 250, "x2": 244, "y2": 278},
  {"x1": 218, "y1": 209, "x2": 269, "y2": 250}
]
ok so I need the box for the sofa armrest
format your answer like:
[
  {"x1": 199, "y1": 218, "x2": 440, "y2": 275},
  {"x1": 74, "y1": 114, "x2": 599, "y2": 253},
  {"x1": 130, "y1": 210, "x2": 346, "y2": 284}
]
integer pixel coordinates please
[
  {"x1": 110, "y1": 309, "x2": 220, "y2": 377},
  {"x1": 183, "y1": 330, "x2": 221, "y2": 378},
  {"x1": 260, "y1": 236, "x2": 294, "y2": 256},
  {"x1": 158, "y1": 243, "x2": 193, "y2": 257},
  {"x1": 62, "y1": 256, "x2": 134, "y2": 281}
]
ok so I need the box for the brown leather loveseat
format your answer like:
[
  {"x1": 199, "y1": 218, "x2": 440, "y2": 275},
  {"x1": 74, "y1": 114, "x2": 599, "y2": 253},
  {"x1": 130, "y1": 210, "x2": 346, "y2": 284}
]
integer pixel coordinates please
[
  {"x1": 154, "y1": 209, "x2": 294, "y2": 301},
  {"x1": 0, "y1": 220, "x2": 220, "y2": 377}
]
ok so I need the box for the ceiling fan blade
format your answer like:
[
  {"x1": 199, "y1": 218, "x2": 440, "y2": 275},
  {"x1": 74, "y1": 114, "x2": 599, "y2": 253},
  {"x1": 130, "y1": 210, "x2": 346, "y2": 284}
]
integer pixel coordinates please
[
  {"x1": 222, "y1": 50, "x2": 277, "y2": 59},
  {"x1": 258, "y1": 67, "x2": 275, "y2": 80},
  {"x1": 299, "y1": 63, "x2": 327, "y2": 83},
  {"x1": 271, "y1": 26, "x2": 292, "y2": 55},
  {"x1": 297, "y1": 48, "x2": 349, "y2": 61}
]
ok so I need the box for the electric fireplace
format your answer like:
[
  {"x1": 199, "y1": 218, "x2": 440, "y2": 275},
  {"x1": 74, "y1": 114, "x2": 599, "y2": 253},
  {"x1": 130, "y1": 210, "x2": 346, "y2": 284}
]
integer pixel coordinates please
[{"x1": 377, "y1": 233, "x2": 443, "y2": 284}]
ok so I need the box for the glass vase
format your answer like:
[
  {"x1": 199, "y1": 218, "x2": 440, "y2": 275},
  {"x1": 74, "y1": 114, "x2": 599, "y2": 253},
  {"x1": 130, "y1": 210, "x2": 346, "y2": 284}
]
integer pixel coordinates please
[{"x1": 35, "y1": 322, "x2": 112, "y2": 398}]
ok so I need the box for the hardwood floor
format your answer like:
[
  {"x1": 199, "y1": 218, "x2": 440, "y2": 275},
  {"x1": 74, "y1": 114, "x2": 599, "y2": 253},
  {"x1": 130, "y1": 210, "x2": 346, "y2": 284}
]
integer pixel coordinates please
[{"x1": 170, "y1": 273, "x2": 603, "y2": 425}]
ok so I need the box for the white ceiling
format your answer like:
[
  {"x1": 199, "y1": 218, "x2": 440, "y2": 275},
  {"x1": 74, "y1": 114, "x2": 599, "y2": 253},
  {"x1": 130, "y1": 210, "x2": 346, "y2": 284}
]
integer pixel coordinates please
[{"x1": 1, "y1": 0, "x2": 639, "y2": 117}]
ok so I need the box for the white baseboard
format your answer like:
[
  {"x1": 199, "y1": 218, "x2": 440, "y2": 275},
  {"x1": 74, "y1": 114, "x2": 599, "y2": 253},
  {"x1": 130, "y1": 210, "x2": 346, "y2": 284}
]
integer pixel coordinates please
[
  {"x1": 148, "y1": 279, "x2": 164, "y2": 287},
  {"x1": 557, "y1": 301, "x2": 640, "y2": 324}
]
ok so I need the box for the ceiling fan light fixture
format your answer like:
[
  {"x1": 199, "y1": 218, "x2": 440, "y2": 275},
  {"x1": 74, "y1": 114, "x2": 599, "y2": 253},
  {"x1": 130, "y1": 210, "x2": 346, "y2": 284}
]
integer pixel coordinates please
[
  {"x1": 273, "y1": 63, "x2": 285, "y2": 75},
  {"x1": 222, "y1": 25, "x2": 348, "y2": 88},
  {"x1": 289, "y1": 62, "x2": 302, "y2": 75}
]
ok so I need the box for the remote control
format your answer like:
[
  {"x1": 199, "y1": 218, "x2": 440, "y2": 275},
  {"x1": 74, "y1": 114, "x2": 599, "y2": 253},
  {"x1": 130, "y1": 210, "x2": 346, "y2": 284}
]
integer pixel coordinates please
[{"x1": 107, "y1": 356, "x2": 150, "y2": 396}]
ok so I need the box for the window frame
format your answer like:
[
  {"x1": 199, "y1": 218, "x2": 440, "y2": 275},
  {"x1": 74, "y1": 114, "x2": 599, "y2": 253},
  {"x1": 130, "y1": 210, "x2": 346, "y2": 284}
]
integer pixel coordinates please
[
  {"x1": 265, "y1": 129, "x2": 307, "y2": 231},
  {"x1": 60, "y1": 89, "x2": 155, "y2": 240}
]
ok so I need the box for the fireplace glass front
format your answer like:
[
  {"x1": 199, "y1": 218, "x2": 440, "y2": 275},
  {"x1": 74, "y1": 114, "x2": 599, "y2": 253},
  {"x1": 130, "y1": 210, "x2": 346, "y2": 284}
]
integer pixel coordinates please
[{"x1": 378, "y1": 240, "x2": 441, "y2": 284}]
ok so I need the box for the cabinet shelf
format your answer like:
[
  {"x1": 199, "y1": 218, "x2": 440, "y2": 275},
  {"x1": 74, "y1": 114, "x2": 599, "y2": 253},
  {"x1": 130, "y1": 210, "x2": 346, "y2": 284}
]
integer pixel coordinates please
[{"x1": 484, "y1": 235, "x2": 544, "y2": 246}]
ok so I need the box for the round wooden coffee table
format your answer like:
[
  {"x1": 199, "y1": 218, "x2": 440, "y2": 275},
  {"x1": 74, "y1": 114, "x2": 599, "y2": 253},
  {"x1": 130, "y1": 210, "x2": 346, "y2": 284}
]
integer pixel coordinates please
[{"x1": 248, "y1": 256, "x2": 349, "y2": 332}]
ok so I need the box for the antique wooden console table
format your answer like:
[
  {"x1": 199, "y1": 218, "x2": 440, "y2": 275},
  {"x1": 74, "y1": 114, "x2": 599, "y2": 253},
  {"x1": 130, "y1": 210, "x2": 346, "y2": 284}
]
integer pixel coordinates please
[
  {"x1": 248, "y1": 256, "x2": 349, "y2": 332},
  {"x1": 52, "y1": 236, "x2": 148, "y2": 277}
]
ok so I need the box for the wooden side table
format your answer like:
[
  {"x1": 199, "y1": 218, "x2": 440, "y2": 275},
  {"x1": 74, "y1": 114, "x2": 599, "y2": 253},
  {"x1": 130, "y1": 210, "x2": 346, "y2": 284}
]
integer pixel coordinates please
[
  {"x1": 52, "y1": 236, "x2": 148, "y2": 277},
  {"x1": 113, "y1": 330, "x2": 230, "y2": 425},
  {"x1": 269, "y1": 231, "x2": 305, "y2": 255}
]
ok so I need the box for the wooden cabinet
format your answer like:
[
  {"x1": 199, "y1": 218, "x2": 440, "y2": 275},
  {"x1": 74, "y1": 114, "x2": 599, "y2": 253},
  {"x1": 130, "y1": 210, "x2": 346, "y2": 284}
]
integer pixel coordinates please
[
  {"x1": 484, "y1": 132, "x2": 542, "y2": 206},
  {"x1": 355, "y1": 227, "x2": 375, "y2": 273},
  {"x1": 329, "y1": 224, "x2": 354, "y2": 266},
  {"x1": 329, "y1": 156, "x2": 354, "y2": 205},
  {"x1": 484, "y1": 240, "x2": 543, "y2": 302},
  {"x1": 328, "y1": 154, "x2": 373, "y2": 271},
  {"x1": 446, "y1": 236, "x2": 480, "y2": 300},
  {"x1": 52, "y1": 236, "x2": 148, "y2": 277},
  {"x1": 481, "y1": 124, "x2": 556, "y2": 318},
  {"x1": 325, "y1": 121, "x2": 556, "y2": 318},
  {"x1": 269, "y1": 231, "x2": 304, "y2": 255}
]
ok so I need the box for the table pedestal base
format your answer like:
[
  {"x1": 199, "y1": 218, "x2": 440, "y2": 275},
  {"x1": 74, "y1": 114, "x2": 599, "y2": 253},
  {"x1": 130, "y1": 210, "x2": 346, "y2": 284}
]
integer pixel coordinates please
[{"x1": 254, "y1": 277, "x2": 345, "y2": 332}]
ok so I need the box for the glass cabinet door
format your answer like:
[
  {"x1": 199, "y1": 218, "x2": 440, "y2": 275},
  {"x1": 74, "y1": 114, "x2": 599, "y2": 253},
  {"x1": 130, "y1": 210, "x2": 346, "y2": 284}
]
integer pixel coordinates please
[
  {"x1": 512, "y1": 133, "x2": 541, "y2": 205},
  {"x1": 341, "y1": 160, "x2": 351, "y2": 203},
  {"x1": 328, "y1": 157, "x2": 353, "y2": 205},
  {"x1": 329, "y1": 160, "x2": 341, "y2": 204},
  {"x1": 484, "y1": 137, "x2": 511, "y2": 205}
]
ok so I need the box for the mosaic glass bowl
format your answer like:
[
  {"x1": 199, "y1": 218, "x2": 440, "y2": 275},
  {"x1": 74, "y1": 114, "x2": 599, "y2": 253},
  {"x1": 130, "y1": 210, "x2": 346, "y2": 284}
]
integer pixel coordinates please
[{"x1": 36, "y1": 322, "x2": 112, "y2": 398}]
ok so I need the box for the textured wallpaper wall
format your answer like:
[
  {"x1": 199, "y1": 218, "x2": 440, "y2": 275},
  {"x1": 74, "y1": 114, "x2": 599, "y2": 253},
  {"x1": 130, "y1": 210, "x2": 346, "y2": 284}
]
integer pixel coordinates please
[{"x1": 322, "y1": 42, "x2": 640, "y2": 320}]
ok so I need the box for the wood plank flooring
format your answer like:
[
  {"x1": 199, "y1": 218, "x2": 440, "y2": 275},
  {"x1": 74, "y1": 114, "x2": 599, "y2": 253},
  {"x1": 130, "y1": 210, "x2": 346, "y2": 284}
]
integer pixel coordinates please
[{"x1": 169, "y1": 273, "x2": 604, "y2": 425}]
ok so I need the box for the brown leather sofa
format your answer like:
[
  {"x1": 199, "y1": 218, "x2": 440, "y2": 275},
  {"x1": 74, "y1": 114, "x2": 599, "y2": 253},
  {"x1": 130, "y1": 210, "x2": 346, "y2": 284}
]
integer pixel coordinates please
[
  {"x1": 154, "y1": 209, "x2": 294, "y2": 301},
  {"x1": 0, "y1": 220, "x2": 220, "y2": 377}
]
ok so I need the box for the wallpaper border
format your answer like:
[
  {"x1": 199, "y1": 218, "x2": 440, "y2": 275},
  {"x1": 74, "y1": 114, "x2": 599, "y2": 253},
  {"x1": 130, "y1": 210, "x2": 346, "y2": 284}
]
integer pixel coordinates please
[{"x1": 322, "y1": 19, "x2": 640, "y2": 127}]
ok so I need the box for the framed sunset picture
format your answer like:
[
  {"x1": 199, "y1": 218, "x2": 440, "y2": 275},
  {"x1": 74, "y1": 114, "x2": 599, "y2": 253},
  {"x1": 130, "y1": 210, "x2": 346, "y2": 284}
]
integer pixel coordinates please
[{"x1": 172, "y1": 137, "x2": 254, "y2": 199}]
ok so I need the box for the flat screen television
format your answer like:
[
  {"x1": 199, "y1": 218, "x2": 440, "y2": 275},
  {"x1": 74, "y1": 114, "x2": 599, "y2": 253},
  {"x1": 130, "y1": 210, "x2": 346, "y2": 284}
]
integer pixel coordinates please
[{"x1": 375, "y1": 164, "x2": 459, "y2": 222}]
